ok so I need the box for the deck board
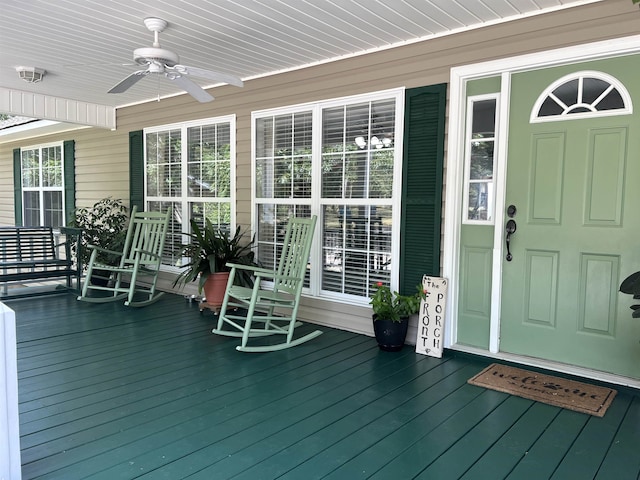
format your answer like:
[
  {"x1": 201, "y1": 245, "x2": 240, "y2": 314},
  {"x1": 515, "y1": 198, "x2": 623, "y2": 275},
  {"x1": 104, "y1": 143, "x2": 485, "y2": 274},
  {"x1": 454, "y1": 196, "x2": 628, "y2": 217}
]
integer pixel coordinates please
[{"x1": 5, "y1": 292, "x2": 640, "y2": 479}]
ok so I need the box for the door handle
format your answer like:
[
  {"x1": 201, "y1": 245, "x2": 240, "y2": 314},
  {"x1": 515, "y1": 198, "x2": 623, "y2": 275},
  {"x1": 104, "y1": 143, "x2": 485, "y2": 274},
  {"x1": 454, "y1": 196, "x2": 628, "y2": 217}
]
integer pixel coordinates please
[{"x1": 505, "y1": 219, "x2": 516, "y2": 262}]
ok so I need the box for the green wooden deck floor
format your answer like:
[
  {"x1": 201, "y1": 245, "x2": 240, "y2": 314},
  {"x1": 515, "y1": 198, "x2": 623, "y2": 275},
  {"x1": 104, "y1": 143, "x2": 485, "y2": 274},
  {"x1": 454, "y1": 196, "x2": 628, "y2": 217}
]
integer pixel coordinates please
[{"x1": 7, "y1": 292, "x2": 640, "y2": 479}]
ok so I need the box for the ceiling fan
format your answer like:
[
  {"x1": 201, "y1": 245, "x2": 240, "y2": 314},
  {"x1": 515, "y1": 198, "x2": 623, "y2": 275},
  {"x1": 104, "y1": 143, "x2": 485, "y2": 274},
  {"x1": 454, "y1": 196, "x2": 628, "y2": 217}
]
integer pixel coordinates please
[{"x1": 108, "y1": 17, "x2": 243, "y2": 103}]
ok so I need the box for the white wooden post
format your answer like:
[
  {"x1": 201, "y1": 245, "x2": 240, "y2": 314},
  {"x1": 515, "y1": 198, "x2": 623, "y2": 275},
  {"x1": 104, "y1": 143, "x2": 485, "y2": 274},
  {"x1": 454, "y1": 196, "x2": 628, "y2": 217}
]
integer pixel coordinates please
[
  {"x1": 1, "y1": 301, "x2": 21, "y2": 480},
  {"x1": 415, "y1": 275, "x2": 448, "y2": 358}
]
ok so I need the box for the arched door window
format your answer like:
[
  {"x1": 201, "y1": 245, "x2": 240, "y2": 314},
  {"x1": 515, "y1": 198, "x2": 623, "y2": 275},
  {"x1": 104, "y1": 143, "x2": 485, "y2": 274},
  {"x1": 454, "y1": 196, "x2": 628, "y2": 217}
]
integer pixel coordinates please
[{"x1": 531, "y1": 70, "x2": 632, "y2": 123}]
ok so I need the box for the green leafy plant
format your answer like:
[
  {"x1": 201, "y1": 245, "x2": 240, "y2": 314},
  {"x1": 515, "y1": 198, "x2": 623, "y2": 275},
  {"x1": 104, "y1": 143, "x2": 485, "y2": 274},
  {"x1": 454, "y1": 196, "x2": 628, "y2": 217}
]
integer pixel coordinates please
[
  {"x1": 620, "y1": 271, "x2": 640, "y2": 318},
  {"x1": 68, "y1": 197, "x2": 129, "y2": 268},
  {"x1": 173, "y1": 218, "x2": 258, "y2": 293},
  {"x1": 370, "y1": 282, "x2": 426, "y2": 323}
]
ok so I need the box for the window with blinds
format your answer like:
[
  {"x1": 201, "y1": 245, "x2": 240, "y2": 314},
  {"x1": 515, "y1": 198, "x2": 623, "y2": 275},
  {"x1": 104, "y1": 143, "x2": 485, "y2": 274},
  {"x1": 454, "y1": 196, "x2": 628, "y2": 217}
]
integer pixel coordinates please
[
  {"x1": 145, "y1": 116, "x2": 235, "y2": 267},
  {"x1": 21, "y1": 143, "x2": 65, "y2": 227},
  {"x1": 253, "y1": 90, "x2": 402, "y2": 302}
]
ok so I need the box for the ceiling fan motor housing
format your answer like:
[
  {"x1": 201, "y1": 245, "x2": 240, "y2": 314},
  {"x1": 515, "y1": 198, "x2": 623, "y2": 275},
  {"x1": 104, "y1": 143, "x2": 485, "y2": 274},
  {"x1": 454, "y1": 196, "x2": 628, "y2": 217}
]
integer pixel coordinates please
[{"x1": 133, "y1": 47, "x2": 180, "y2": 67}]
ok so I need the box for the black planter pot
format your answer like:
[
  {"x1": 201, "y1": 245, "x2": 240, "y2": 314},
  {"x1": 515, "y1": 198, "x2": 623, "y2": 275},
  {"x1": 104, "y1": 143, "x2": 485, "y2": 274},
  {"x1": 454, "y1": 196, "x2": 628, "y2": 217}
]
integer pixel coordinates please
[{"x1": 372, "y1": 314, "x2": 409, "y2": 351}]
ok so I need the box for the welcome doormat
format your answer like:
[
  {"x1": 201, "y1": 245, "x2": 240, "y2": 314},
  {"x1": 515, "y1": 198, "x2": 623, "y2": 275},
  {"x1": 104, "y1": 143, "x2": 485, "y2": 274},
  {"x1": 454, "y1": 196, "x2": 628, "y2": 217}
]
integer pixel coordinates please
[{"x1": 468, "y1": 363, "x2": 617, "y2": 417}]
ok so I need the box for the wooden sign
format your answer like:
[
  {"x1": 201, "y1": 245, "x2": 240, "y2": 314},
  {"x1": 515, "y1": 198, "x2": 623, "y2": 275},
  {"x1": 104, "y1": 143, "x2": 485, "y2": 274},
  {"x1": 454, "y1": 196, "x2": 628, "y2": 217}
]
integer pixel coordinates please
[{"x1": 415, "y1": 275, "x2": 447, "y2": 358}]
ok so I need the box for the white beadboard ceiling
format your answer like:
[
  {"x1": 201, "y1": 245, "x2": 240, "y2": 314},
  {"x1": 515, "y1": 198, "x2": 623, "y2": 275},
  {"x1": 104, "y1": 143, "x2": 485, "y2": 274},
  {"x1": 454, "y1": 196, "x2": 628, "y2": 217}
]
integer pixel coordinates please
[{"x1": 0, "y1": 0, "x2": 602, "y2": 113}]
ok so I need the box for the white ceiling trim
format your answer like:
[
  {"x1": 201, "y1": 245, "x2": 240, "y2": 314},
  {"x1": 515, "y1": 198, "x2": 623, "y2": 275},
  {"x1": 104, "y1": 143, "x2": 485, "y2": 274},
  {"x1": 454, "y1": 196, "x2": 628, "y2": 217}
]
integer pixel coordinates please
[
  {"x1": 0, "y1": 119, "x2": 90, "y2": 145},
  {"x1": 0, "y1": 88, "x2": 115, "y2": 130}
]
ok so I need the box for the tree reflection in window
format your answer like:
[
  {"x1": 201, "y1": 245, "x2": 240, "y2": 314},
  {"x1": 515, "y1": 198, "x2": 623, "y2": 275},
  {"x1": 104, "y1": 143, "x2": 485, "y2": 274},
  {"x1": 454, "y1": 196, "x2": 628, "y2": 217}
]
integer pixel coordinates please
[{"x1": 465, "y1": 98, "x2": 496, "y2": 222}]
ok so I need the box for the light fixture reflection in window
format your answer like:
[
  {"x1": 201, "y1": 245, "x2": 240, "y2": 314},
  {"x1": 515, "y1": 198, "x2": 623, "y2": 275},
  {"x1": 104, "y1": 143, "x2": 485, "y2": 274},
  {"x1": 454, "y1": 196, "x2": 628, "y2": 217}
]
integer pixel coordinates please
[{"x1": 354, "y1": 135, "x2": 393, "y2": 149}]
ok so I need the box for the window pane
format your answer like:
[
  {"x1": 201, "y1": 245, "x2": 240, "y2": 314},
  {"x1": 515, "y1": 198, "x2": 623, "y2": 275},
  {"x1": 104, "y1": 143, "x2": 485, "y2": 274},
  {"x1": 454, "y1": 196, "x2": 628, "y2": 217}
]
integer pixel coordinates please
[
  {"x1": 147, "y1": 130, "x2": 181, "y2": 197},
  {"x1": 188, "y1": 123, "x2": 231, "y2": 198},
  {"x1": 582, "y1": 77, "x2": 610, "y2": 105},
  {"x1": 258, "y1": 112, "x2": 312, "y2": 200},
  {"x1": 472, "y1": 100, "x2": 496, "y2": 138},
  {"x1": 470, "y1": 141, "x2": 494, "y2": 180},
  {"x1": 538, "y1": 97, "x2": 564, "y2": 117},
  {"x1": 344, "y1": 152, "x2": 367, "y2": 199},
  {"x1": 553, "y1": 79, "x2": 578, "y2": 107},
  {"x1": 43, "y1": 191, "x2": 63, "y2": 227},
  {"x1": 42, "y1": 146, "x2": 62, "y2": 187},
  {"x1": 321, "y1": 204, "x2": 392, "y2": 295},
  {"x1": 322, "y1": 107, "x2": 345, "y2": 153},
  {"x1": 256, "y1": 157, "x2": 273, "y2": 198},
  {"x1": 369, "y1": 149, "x2": 394, "y2": 199},
  {"x1": 23, "y1": 191, "x2": 40, "y2": 226},
  {"x1": 468, "y1": 182, "x2": 490, "y2": 221},
  {"x1": 371, "y1": 100, "x2": 395, "y2": 146},
  {"x1": 466, "y1": 97, "x2": 497, "y2": 223},
  {"x1": 256, "y1": 117, "x2": 274, "y2": 158},
  {"x1": 148, "y1": 200, "x2": 181, "y2": 266},
  {"x1": 190, "y1": 201, "x2": 231, "y2": 233},
  {"x1": 322, "y1": 99, "x2": 395, "y2": 200},
  {"x1": 257, "y1": 203, "x2": 312, "y2": 286},
  {"x1": 21, "y1": 149, "x2": 39, "y2": 187},
  {"x1": 596, "y1": 89, "x2": 624, "y2": 111},
  {"x1": 322, "y1": 154, "x2": 343, "y2": 198}
]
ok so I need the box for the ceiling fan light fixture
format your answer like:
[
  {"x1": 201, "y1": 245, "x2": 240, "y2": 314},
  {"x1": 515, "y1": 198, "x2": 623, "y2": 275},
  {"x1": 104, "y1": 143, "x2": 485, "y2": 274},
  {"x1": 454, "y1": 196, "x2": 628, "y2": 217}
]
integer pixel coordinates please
[{"x1": 16, "y1": 66, "x2": 46, "y2": 83}]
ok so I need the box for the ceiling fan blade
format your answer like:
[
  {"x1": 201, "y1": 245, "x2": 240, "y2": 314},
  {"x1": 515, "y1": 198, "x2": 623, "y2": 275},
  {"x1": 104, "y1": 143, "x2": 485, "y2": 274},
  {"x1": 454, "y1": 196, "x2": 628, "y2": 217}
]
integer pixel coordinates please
[
  {"x1": 108, "y1": 70, "x2": 149, "y2": 93},
  {"x1": 167, "y1": 73, "x2": 214, "y2": 103},
  {"x1": 173, "y1": 64, "x2": 243, "y2": 88}
]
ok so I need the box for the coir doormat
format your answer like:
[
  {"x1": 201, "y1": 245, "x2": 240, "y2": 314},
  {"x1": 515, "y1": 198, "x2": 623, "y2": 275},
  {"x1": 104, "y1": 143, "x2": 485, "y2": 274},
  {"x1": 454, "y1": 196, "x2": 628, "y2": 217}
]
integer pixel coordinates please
[{"x1": 468, "y1": 363, "x2": 617, "y2": 417}]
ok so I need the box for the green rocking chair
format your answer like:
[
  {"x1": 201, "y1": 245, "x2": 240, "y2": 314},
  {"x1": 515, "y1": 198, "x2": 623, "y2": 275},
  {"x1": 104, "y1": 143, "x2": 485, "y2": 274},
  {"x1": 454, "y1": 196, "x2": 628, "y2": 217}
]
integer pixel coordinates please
[
  {"x1": 213, "y1": 215, "x2": 323, "y2": 352},
  {"x1": 78, "y1": 207, "x2": 170, "y2": 307}
]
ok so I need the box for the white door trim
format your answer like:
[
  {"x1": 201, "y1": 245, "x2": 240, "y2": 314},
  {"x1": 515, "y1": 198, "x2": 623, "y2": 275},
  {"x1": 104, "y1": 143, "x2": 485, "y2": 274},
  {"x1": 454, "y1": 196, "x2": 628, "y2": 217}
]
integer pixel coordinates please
[{"x1": 443, "y1": 34, "x2": 640, "y2": 386}]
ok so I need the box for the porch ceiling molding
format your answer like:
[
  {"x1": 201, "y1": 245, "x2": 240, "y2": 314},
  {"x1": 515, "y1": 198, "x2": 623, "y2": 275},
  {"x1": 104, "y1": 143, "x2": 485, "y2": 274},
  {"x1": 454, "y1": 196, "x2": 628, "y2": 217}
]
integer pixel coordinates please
[{"x1": 0, "y1": 87, "x2": 115, "y2": 130}]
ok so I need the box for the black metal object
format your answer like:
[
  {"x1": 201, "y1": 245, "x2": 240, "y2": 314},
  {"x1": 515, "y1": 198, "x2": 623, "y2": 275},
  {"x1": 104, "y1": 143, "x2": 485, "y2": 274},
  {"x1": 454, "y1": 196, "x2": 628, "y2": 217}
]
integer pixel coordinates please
[{"x1": 505, "y1": 219, "x2": 517, "y2": 262}]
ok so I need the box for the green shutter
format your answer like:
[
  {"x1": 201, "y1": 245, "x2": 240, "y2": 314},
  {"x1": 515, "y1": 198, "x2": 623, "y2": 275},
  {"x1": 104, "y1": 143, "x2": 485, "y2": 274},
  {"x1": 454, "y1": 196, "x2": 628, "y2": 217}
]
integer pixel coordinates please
[
  {"x1": 399, "y1": 84, "x2": 447, "y2": 294},
  {"x1": 129, "y1": 130, "x2": 144, "y2": 211},
  {"x1": 63, "y1": 140, "x2": 76, "y2": 224},
  {"x1": 13, "y1": 148, "x2": 22, "y2": 225}
]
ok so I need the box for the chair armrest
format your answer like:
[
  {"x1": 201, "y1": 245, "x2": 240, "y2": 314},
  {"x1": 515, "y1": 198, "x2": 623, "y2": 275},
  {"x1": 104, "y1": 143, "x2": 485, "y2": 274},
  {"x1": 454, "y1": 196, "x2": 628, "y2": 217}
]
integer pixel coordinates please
[
  {"x1": 226, "y1": 263, "x2": 273, "y2": 276},
  {"x1": 226, "y1": 263, "x2": 302, "y2": 283},
  {"x1": 133, "y1": 248, "x2": 161, "y2": 259},
  {"x1": 59, "y1": 226, "x2": 83, "y2": 236},
  {"x1": 87, "y1": 244, "x2": 124, "y2": 258}
]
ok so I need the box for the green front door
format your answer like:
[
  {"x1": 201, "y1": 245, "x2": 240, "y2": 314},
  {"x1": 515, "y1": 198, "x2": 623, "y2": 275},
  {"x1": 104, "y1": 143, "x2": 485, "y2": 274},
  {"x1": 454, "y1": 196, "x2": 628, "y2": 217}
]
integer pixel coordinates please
[{"x1": 500, "y1": 56, "x2": 640, "y2": 379}]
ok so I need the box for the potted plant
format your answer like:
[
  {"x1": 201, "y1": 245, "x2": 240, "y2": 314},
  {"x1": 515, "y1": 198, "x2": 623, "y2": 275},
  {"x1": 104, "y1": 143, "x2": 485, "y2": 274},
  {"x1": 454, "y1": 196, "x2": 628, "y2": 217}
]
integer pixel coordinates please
[
  {"x1": 68, "y1": 197, "x2": 130, "y2": 283},
  {"x1": 369, "y1": 282, "x2": 426, "y2": 351},
  {"x1": 173, "y1": 218, "x2": 258, "y2": 310}
]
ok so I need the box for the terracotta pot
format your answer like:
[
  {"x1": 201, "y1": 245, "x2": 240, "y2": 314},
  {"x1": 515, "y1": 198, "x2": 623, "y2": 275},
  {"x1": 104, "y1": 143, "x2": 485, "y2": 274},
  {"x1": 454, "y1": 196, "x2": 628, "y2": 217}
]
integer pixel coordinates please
[
  {"x1": 202, "y1": 271, "x2": 230, "y2": 310},
  {"x1": 372, "y1": 314, "x2": 409, "y2": 351}
]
